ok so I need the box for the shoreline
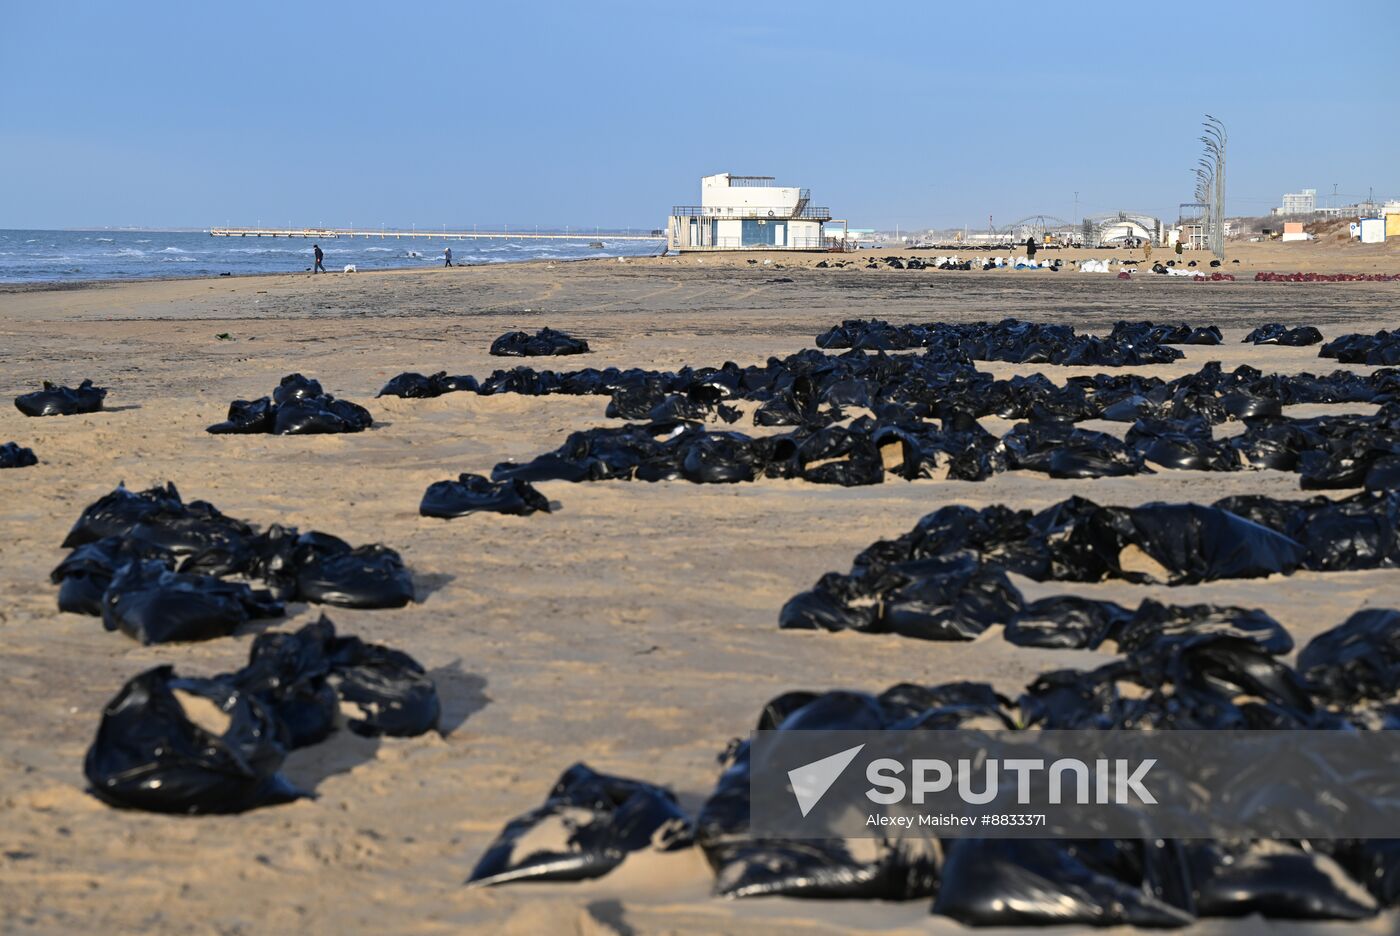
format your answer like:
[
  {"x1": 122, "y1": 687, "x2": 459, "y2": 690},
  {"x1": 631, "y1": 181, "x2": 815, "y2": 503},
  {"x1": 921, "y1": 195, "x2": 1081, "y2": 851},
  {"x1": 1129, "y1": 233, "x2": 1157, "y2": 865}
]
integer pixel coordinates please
[{"x1": 3, "y1": 237, "x2": 1395, "y2": 295}]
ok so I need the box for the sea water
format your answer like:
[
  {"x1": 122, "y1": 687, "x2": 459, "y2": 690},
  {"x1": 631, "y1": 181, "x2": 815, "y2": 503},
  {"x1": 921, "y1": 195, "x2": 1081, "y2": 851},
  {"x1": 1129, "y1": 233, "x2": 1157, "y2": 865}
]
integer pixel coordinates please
[{"x1": 0, "y1": 229, "x2": 665, "y2": 284}]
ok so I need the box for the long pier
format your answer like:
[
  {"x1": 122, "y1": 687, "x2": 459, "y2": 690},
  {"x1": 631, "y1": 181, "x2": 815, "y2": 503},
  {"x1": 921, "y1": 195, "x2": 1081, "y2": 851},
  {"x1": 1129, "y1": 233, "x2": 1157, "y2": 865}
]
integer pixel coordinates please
[{"x1": 208, "y1": 227, "x2": 663, "y2": 242}]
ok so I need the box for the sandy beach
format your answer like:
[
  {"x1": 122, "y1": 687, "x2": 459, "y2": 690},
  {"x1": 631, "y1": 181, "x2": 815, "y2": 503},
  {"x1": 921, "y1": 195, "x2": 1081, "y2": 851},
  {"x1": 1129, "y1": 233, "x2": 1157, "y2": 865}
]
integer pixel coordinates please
[{"x1": 3, "y1": 243, "x2": 1400, "y2": 934}]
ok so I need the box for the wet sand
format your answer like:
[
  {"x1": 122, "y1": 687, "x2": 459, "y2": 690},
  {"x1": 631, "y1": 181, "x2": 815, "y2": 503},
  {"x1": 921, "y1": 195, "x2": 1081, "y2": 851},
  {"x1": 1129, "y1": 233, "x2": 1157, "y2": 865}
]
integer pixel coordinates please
[{"x1": 2, "y1": 247, "x2": 1400, "y2": 934}]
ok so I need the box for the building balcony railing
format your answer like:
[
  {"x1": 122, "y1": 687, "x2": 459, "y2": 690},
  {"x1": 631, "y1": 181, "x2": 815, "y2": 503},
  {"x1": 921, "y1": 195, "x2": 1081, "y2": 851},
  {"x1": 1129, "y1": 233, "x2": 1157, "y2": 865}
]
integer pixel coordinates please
[{"x1": 671, "y1": 205, "x2": 833, "y2": 221}]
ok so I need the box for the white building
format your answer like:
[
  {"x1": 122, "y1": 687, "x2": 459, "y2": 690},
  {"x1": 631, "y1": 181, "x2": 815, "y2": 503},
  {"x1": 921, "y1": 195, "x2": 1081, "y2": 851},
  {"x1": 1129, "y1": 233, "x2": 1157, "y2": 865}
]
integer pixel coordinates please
[
  {"x1": 668, "y1": 174, "x2": 832, "y2": 251},
  {"x1": 1279, "y1": 189, "x2": 1317, "y2": 215}
]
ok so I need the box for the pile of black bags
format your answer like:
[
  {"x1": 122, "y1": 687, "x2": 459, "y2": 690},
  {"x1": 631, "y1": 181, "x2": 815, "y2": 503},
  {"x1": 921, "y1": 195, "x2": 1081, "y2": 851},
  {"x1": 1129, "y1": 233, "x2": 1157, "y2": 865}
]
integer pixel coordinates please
[
  {"x1": 0, "y1": 441, "x2": 37, "y2": 468},
  {"x1": 1321, "y1": 329, "x2": 1400, "y2": 366},
  {"x1": 51, "y1": 482, "x2": 414, "y2": 642},
  {"x1": 469, "y1": 611, "x2": 1400, "y2": 922},
  {"x1": 814, "y1": 318, "x2": 1194, "y2": 364},
  {"x1": 489, "y1": 327, "x2": 590, "y2": 357},
  {"x1": 207, "y1": 373, "x2": 372, "y2": 435},
  {"x1": 376, "y1": 330, "x2": 1400, "y2": 490},
  {"x1": 376, "y1": 370, "x2": 479, "y2": 399},
  {"x1": 14, "y1": 379, "x2": 106, "y2": 416},
  {"x1": 1244, "y1": 323, "x2": 1324, "y2": 346},
  {"x1": 84, "y1": 616, "x2": 440, "y2": 814},
  {"x1": 780, "y1": 491, "x2": 1400, "y2": 641}
]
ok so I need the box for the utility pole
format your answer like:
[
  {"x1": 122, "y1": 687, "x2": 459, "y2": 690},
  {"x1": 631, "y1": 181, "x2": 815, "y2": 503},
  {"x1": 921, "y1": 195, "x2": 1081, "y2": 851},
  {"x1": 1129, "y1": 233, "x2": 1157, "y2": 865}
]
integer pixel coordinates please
[{"x1": 1073, "y1": 191, "x2": 1079, "y2": 228}]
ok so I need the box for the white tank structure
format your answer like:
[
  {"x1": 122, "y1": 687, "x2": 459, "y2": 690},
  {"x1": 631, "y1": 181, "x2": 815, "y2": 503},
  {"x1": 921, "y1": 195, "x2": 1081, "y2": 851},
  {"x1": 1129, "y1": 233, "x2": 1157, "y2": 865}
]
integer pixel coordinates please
[
  {"x1": 1088, "y1": 212, "x2": 1165, "y2": 247},
  {"x1": 668, "y1": 174, "x2": 834, "y2": 251}
]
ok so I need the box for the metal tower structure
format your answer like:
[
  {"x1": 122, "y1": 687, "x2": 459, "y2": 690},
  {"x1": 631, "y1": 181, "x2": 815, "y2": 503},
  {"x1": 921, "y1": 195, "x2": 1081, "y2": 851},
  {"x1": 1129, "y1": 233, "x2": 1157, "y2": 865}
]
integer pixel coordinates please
[{"x1": 1195, "y1": 116, "x2": 1227, "y2": 260}]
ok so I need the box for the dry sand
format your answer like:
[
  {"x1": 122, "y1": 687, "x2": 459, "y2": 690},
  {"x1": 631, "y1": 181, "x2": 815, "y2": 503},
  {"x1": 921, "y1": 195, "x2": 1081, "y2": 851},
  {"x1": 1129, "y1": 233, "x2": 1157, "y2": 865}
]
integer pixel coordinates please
[{"x1": 2, "y1": 243, "x2": 1399, "y2": 934}]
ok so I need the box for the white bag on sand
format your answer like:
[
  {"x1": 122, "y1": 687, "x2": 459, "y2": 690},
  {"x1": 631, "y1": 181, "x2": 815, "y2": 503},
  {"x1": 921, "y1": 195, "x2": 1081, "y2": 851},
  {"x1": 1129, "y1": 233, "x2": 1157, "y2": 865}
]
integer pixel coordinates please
[{"x1": 343, "y1": 264, "x2": 357, "y2": 273}]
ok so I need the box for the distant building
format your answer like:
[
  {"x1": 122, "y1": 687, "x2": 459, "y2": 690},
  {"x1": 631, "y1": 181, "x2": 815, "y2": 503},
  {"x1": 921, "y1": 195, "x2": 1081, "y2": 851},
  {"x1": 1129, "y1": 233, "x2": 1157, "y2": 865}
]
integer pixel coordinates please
[
  {"x1": 1279, "y1": 189, "x2": 1317, "y2": 216},
  {"x1": 668, "y1": 174, "x2": 833, "y2": 251}
]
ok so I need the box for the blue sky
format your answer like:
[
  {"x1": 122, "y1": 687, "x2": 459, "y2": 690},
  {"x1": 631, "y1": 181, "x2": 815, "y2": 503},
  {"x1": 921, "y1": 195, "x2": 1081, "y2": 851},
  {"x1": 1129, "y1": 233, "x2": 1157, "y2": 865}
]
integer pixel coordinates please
[{"x1": 2, "y1": 0, "x2": 1396, "y2": 230}]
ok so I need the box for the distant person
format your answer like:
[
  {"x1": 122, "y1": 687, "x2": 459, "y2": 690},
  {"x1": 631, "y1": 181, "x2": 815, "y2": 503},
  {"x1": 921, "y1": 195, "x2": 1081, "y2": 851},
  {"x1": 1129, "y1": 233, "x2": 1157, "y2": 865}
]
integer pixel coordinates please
[
  {"x1": 1175, "y1": 238, "x2": 1184, "y2": 256},
  {"x1": 1143, "y1": 240, "x2": 1152, "y2": 261},
  {"x1": 444, "y1": 246, "x2": 453, "y2": 267},
  {"x1": 313, "y1": 244, "x2": 325, "y2": 274},
  {"x1": 1025, "y1": 236, "x2": 1037, "y2": 260}
]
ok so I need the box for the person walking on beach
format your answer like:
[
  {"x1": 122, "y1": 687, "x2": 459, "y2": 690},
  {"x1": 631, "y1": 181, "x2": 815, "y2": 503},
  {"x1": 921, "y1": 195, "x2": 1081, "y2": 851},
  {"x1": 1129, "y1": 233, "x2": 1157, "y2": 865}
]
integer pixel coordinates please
[
  {"x1": 312, "y1": 244, "x2": 325, "y2": 274},
  {"x1": 1143, "y1": 239, "x2": 1153, "y2": 262},
  {"x1": 444, "y1": 246, "x2": 453, "y2": 267},
  {"x1": 1025, "y1": 236, "x2": 1037, "y2": 261}
]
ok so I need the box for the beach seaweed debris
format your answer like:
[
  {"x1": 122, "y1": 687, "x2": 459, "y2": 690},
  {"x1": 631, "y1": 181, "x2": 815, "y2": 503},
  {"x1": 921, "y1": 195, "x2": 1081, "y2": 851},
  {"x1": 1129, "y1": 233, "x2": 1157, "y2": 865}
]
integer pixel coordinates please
[
  {"x1": 84, "y1": 616, "x2": 439, "y2": 813},
  {"x1": 52, "y1": 482, "x2": 416, "y2": 624},
  {"x1": 489, "y1": 327, "x2": 590, "y2": 357},
  {"x1": 420, "y1": 473, "x2": 552, "y2": 519},
  {"x1": 206, "y1": 373, "x2": 372, "y2": 434},
  {"x1": 0, "y1": 441, "x2": 38, "y2": 468},
  {"x1": 14, "y1": 379, "x2": 107, "y2": 417}
]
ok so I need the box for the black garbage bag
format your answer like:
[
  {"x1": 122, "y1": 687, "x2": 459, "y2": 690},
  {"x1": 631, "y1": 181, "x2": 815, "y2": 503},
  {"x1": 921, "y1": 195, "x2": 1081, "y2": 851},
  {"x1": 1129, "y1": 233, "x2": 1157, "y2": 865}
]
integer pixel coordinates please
[
  {"x1": 226, "y1": 614, "x2": 439, "y2": 745},
  {"x1": 376, "y1": 370, "x2": 479, "y2": 398},
  {"x1": 420, "y1": 473, "x2": 551, "y2": 518},
  {"x1": 1243, "y1": 492, "x2": 1400, "y2": 572},
  {"x1": 61, "y1": 482, "x2": 189, "y2": 547},
  {"x1": 274, "y1": 373, "x2": 323, "y2": 403},
  {"x1": 1002, "y1": 421, "x2": 1144, "y2": 479},
  {"x1": 84, "y1": 666, "x2": 304, "y2": 814},
  {"x1": 1244, "y1": 324, "x2": 1324, "y2": 346},
  {"x1": 1298, "y1": 609, "x2": 1400, "y2": 705},
  {"x1": 280, "y1": 533, "x2": 415, "y2": 608},
  {"x1": 1004, "y1": 595, "x2": 1133, "y2": 649},
  {"x1": 0, "y1": 441, "x2": 38, "y2": 468},
  {"x1": 877, "y1": 553, "x2": 1023, "y2": 640},
  {"x1": 1188, "y1": 840, "x2": 1378, "y2": 920},
  {"x1": 101, "y1": 559, "x2": 284, "y2": 644},
  {"x1": 271, "y1": 395, "x2": 373, "y2": 434},
  {"x1": 1320, "y1": 330, "x2": 1400, "y2": 366},
  {"x1": 490, "y1": 327, "x2": 590, "y2": 357},
  {"x1": 15, "y1": 379, "x2": 107, "y2": 417},
  {"x1": 227, "y1": 617, "x2": 340, "y2": 749},
  {"x1": 1126, "y1": 418, "x2": 1237, "y2": 472},
  {"x1": 1220, "y1": 390, "x2": 1283, "y2": 420},
  {"x1": 1365, "y1": 455, "x2": 1400, "y2": 492},
  {"x1": 206, "y1": 374, "x2": 372, "y2": 435},
  {"x1": 1332, "y1": 840, "x2": 1400, "y2": 908},
  {"x1": 467, "y1": 763, "x2": 690, "y2": 886},
  {"x1": 778, "y1": 573, "x2": 881, "y2": 633},
  {"x1": 206, "y1": 397, "x2": 275, "y2": 434},
  {"x1": 678, "y1": 431, "x2": 767, "y2": 484},
  {"x1": 131, "y1": 509, "x2": 258, "y2": 571},
  {"x1": 325, "y1": 633, "x2": 441, "y2": 736},
  {"x1": 933, "y1": 837, "x2": 1195, "y2": 927},
  {"x1": 50, "y1": 536, "x2": 176, "y2": 616},
  {"x1": 1117, "y1": 502, "x2": 1307, "y2": 584},
  {"x1": 710, "y1": 836, "x2": 940, "y2": 901},
  {"x1": 697, "y1": 691, "x2": 940, "y2": 900},
  {"x1": 1115, "y1": 599, "x2": 1293, "y2": 655}
]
